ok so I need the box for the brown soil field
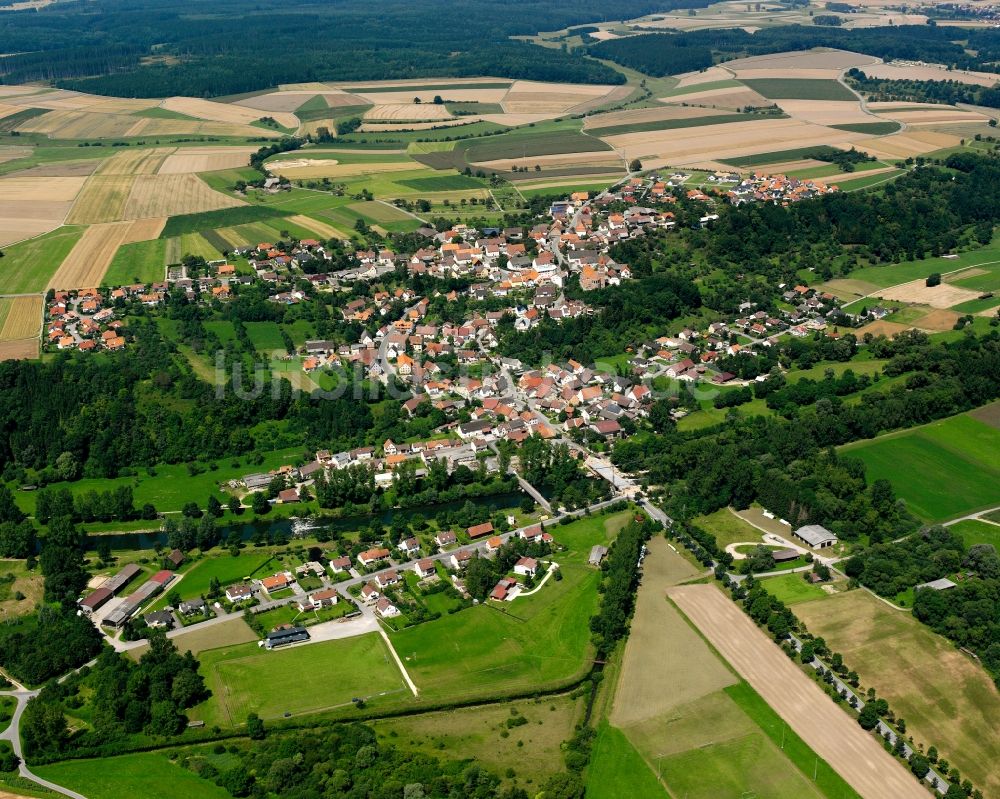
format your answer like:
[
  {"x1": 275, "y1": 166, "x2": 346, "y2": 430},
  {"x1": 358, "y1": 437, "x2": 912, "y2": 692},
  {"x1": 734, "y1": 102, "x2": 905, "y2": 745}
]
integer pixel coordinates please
[
  {"x1": 663, "y1": 86, "x2": 770, "y2": 110},
  {"x1": 285, "y1": 214, "x2": 347, "y2": 240},
  {"x1": 669, "y1": 584, "x2": 929, "y2": 799},
  {"x1": 157, "y1": 147, "x2": 255, "y2": 175},
  {"x1": 601, "y1": 117, "x2": 866, "y2": 164},
  {"x1": 861, "y1": 63, "x2": 1000, "y2": 87},
  {"x1": 876, "y1": 278, "x2": 980, "y2": 308},
  {"x1": 364, "y1": 103, "x2": 454, "y2": 121},
  {"x1": 161, "y1": 97, "x2": 298, "y2": 130},
  {"x1": 233, "y1": 91, "x2": 361, "y2": 113},
  {"x1": 610, "y1": 538, "x2": 728, "y2": 728},
  {"x1": 796, "y1": 590, "x2": 1000, "y2": 798},
  {"x1": 0, "y1": 338, "x2": 38, "y2": 360},
  {"x1": 913, "y1": 308, "x2": 962, "y2": 331},
  {"x1": 474, "y1": 151, "x2": 622, "y2": 171},
  {"x1": 122, "y1": 174, "x2": 245, "y2": 219},
  {"x1": 969, "y1": 399, "x2": 1000, "y2": 429},
  {"x1": 0, "y1": 296, "x2": 42, "y2": 339},
  {"x1": 8, "y1": 160, "x2": 101, "y2": 178},
  {"x1": 820, "y1": 277, "x2": 882, "y2": 299},
  {"x1": 48, "y1": 221, "x2": 137, "y2": 289},
  {"x1": 777, "y1": 99, "x2": 871, "y2": 125},
  {"x1": 585, "y1": 105, "x2": 729, "y2": 130},
  {"x1": 65, "y1": 175, "x2": 136, "y2": 224},
  {"x1": 724, "y1": 48, "x2": 880, "y2": 75},
  {"x1": 855, "y1": 319, "x2": 916, "y2": 338},
  {"x1": 97, "y1": 147, "x2": 175, "y2": 176}
]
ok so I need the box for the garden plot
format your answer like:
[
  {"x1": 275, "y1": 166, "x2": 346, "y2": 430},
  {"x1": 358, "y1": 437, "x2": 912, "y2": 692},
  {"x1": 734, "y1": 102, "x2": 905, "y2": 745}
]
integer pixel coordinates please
[{"x1": 157, "y1": 147, "x2": 256, "y2": 174}]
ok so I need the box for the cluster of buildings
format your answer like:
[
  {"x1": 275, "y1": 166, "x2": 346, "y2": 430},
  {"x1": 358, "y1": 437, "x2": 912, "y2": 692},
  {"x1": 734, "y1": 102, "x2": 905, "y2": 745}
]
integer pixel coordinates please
[
  {"x1": 47, "y1": 289, "x2": 128, "y2": 353},
  {"x1": 78, "y1": 564, "x2": 176, "y2": 629}
]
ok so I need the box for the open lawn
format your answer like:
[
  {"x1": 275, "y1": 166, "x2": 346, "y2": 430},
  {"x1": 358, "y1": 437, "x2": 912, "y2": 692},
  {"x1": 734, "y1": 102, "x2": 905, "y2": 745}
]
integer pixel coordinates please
[
  {"x1": 0, "y1": 226, "x2": 85, "y2": 293},
  {"x1": 245, "y1": 321, "x2": 286, "y2": 352},
  {"x1": 947, "y1": 518, "x2": 1000, "y2": 550},
  {"x1": 847, "y1": 234, "x2": 1000, "y2": 289},
  {"x1": 34, "y1": 753, "x2": 230, "y2": 799},
  {"x1": 170, "y1": 552, "x2": 277, "y2": 601},
  {"x1": 375, "y1": 695, "x2": 582, "y2": 785},
  {"x1": 796, "y1": 589, "x2": 1000, "y2": 798},
  {"x1": 841, "y1": 411, "x2": 1000, "y2": 521},
  {"x1": 692, "y1": 507, "x2": 767, "y2": 549},
  {"x1": 193, "y1": 633, "x2": 407, "y2": 726},
  {"x1": 760, "y1": 572, "x2": 830, "y2": 605}
]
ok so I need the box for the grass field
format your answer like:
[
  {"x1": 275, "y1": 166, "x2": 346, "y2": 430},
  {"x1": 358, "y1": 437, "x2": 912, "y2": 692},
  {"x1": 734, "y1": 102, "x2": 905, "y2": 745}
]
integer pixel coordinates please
[
  {"x1": 692, "y1": 507, "x2": 767, "y2": 549},
  {"x1": 588, "y1": 112, "x2": 751, "y2": 138},
  {"x1": 0, "y1": 226, "x2": 85, "y2": 293},
  {"x1": 830, "y1": 121, "x2": 902, "y2": 135},
  {"x1": 796, "y1": 589, "x2": 1000, "y2": 798},
  {"x1": 169, "y1": 552, "x2": 277, "y2": 601},
  {"x1": 721, "y1": 144, "x2": 845, "y2": 166},
  {"x1": 102, "y1": 238, "x2": 167, "y2": 285},
  {"x1": 841, "y1": 411, "x2": 1000, "y2": 520},
  {"x1": 948, "y1": 518, "x2": 1000, "y2": 549},
  {"x1": 194, "y1": 633, "x2": 407, "y2": 726},
  {"x1": 375, "y1": 696, "x2": 582, "y2": 785},
  {"x1": 587, "y1": 722, "x2": 670, "y2": 799},
  {"x1": 742, "y1": 79, "x2": 857, "y2": 101},
  {"x1": 846, "y1": 234, "x2": 1000, "y2": 289},
  {"x1": 395, "y1": 173, "x2": 487, "y2": 191},
  {"x1": 245, "y1": 321, "x2": 286, "y2": 352},
  {"x1": 35, "y1": 753, "x2": 230, "y2": 799},
  {"x1": 159, "y1": 205, "x2": 292, "y2": 237},
  {"x1": 837, "y1": 169, "x2": 905, "y2": 191},
  {"x1": 760, "y1": 572, "x2": 830, "y2": 605}
]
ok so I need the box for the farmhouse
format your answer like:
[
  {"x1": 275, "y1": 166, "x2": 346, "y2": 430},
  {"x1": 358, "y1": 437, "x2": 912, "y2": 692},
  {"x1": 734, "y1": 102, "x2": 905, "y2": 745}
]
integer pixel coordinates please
[
  {"x1": 793, "y1": 524, "x2": 838, "y2": 549},
  {"x1": 467, "y1": 521, "x2": 494, "y2": 539},
  {"x1": 514, "y1": 557, "x2": 539, "y2": 577},
  {"x1": 265, "y1": 625, "x2": 310, "y2": 649}
]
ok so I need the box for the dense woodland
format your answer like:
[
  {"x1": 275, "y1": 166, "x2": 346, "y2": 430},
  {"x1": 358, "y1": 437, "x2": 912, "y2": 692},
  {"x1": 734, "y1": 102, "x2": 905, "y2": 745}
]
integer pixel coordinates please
[
  {"x1": 0, "y1": 0, "x2": 717, "y2": 96},
  {"x1": 846, "y1": 69, "x2": 1000, "y2": 110},
  {"x1": 590, "y1": 24, "x2": 1000, "y2": 77}
]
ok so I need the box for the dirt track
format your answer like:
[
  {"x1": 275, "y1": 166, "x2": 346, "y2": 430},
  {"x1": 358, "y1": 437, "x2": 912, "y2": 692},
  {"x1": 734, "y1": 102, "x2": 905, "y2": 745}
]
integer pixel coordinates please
[{"x1": 668, "y1": 584, "x2": 928, "y2": 799}]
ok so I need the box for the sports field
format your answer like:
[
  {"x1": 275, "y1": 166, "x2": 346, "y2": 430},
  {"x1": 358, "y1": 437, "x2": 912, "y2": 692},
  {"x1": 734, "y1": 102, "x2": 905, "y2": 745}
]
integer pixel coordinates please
[
  {"x1": 35, "y1": 753, "x2": 230, "y2": 799},
  {"x1": 841, "y1": 411, "x2": 1000, "y2": 521},
  {"x1": 193, "y1": 633, "x2": 407, "y2": 726},
  {"x1": 796, "y1": 589, "x2": 1000, "y2": 798},
  {"x1": 670, "y1": 584, "x2": 927, "y2": 799}
]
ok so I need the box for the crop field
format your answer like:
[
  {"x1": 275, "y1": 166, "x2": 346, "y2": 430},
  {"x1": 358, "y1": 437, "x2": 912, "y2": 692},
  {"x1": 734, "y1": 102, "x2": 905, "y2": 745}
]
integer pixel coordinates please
[
  {"x1": 35, "y1": 753, "x2": 231, "y2": 799},
  {"x1": 0, "y1": 225, "x2": 85, "y2": 293},
  {"x1": 194, "y1": 633, "x2": 407, "y2": 726},
  {"x1": 588, "y1": 112, "x2": 751, "y2": 138},
  {"x1": 159, "y1": 205, "x2": 291, "y2": 237},
  {"x1": 841, "y1": 411, "x2": 1000, "y2": 520},
  {"x1": 157, "y1": 146, "x2": 255, "y2": 175},
  {"x1": 395, "y1": 173, "x2": 487, "y2": 191},
  {"x1": 284, "y1": 213, "x2": 347, "y2": 240},
  {"x1": 96, "y1": 147, "x2": 174, "y2": 176},
  {"x1": 0, "y1": 174, "x2": 86, "y2": 244},
  {"x1": 670, "y1": 584, "x2": 927, "y2": 799},
  {"x1": 162, "y1": 96, "x2": 298, "y2": 130},
  {"x1": 722, "y1": 144, "x2": 845, "y2": 166},
  {"x1": 48, "y1": 220, "x2": 143, "y2": 289},
  {"x1": 463, "y1": 129, "x2": 612, "y2": 163},
  {"x1": 742, "y1": 79, "x2": 857, "y2": 101},
  {"x1": 796, "y1": 589, "x2": 1000, "y2": 797},
  {"x1": 365, "y1": 103, "x2": 453, "y2": 121},
  {"x1": 123, "y1": 174, "x2": 245, "y2": 219},
  {"x1": 102, "y1": 238, "x2": 167, "y2": 285},
  {"x1": 0, "y1": 296, "x2": 41, "y2": 339},
  {"x1": 65, "y1": 175, "x2": 135, "y2": 224}
]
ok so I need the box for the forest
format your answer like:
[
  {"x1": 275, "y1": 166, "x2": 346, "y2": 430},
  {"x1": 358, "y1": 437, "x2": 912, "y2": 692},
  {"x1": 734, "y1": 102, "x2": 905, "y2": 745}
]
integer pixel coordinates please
[
  {"x1": 846, "y1": 69, "x2": 1000, "y2": 110},
  {"x1": 590, "y1": 24, "x2": 1000, "y2": 77},
  {"x1": 0, "y1": 0, "x2": 716, "y2": 96}
]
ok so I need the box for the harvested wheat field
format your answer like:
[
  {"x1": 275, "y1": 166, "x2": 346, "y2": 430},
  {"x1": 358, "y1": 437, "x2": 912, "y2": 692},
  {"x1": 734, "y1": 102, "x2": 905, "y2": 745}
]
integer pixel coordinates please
[
  {"x1": 777, "y1": 99, "x2": 872, "y2": 125},
  {"x1": 48, "y1": 221, "x2": 141, "y2": 289},
  {"x1": 602, "y1": 117, "x2": 865, "y2": 164},
  {"x1": 856, "y1": 130, "x2": 959, "y2": 158},
  {"x1": 855, "y1": 319, "x2": 916, "y2": 338},
  {"x1": 66, "y1": 175, "x2": 136, "y2": 224},
  {"x1": 285, "y1": 214, "x2": 347, "y2": 240},
  {"x1": 883, "y1": 108, "x2": 987, "y2": 124},
  {"x1": 125, "y1": 117, "x2": 269, "y2": 138},
  {"x1": 0, "y1": 338, "x2": 38, "y2": 360},
  {"x1": 234, "y1": 90, "x2": 364, "y2": 113},
  {"x1": 9, "y1": 160, "x2": 101, "y2": 178},
  {"x1": 352, "y1": 87, "x2": 508, "y2": 105},
  {"x1": 0, "y1": 176, "x2": 86, "y2": 241},
  {"x1": 876, "y1": 279, "x2": 981, "y2": 308},
  {"x1": 662, "y1": 86, "x2": 769, "y2": 109},
  {"x1": 121, "y1": 216, "x2": 166, "y2": 243},
  {"x1": 160, "y1": 97, "x2": 298, "y2": 130},
  {"x1": 0, "y1": 296, "x2": 42, "y2": 339},
  {"x1": 359, "y1": 118, "x2": 480, "y2": 132},
  {"x1": 674, "y1": 65, "x2": 735, "y2": 88},
  {"x1": 300, "y1": 118, "x2": 337, "y2": 137},
  {"x1": 669, "y1": 584, "x2": 928, "y2": 799},
  {"x1": 4, "y1": 89, "x2": 92, "y2": 111},
  {"x1": 725, "y1": 48, "x2": 880, "y2": 76},
  {"x1": 157, "y1": 147, "x2": 255, "y2": 175},
  {"x1": 861, "y1": 63, "x2": 1000, "y2": 87},
  {"x1": 266, "y1": 159, "x2": 416, "y2": 179},
  {"x1": 364, "y1": 103, "x2": 453, "y2": 121},
  {"x1": 501, "y1": 80, "x2": 617, "y2": 114},
  {"x1": 610, "y1": 538, "x2": 726, "y2": 728},
  {"x1": 585, "y1": 105, "x2": 730, "y2": 130},
  {"x1": 123, "y1": 174, "x2": 244, "y2": 220},
  {"x1": 913, "y1": 309, "x2": 962, "y2": 331},
  {"x1": 97, "y1": 148, "x2": 175, "y2": 176}
]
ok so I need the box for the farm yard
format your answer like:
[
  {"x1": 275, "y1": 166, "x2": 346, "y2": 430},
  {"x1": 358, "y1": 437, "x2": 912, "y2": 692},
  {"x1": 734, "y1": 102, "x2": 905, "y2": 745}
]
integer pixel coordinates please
[{"x1": 795, "y1": 589, "x2": 1000, "y2": 798}]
